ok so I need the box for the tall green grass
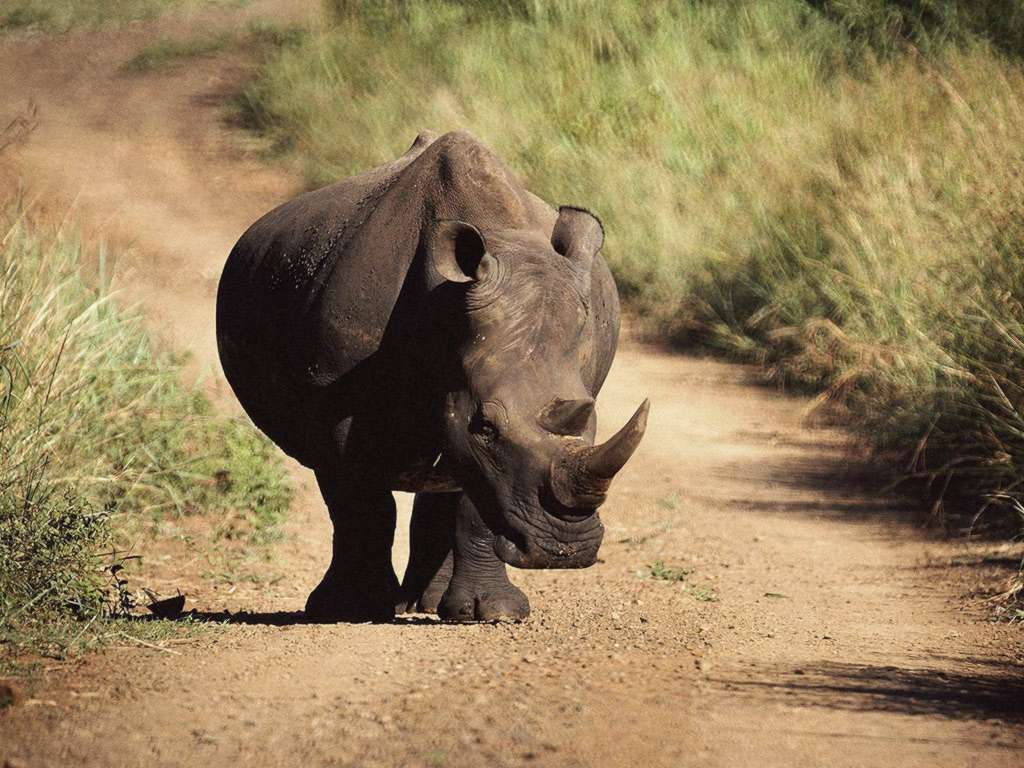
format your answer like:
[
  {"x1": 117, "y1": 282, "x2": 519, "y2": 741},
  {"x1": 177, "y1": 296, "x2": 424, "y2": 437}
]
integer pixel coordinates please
[
  {"x1": 809, "y1": 0, "x2": 1024, "y2": 58},
  {"x1": 1, "y1": 200, "x2": 291, "y2": 660},
  {"x1": 240, "y1": 0, "x2": 1024, "y2": 534}
]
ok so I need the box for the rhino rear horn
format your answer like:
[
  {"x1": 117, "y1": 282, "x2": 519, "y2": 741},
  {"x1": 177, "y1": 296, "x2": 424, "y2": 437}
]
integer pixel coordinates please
[
  {"x1": 428, "y1": 220, "x2": 491, "y2": 283},
  {"x1": 538, "y1": 397, "x2": 595, "y2": 436},
  {"x1": 551, "y1": 206, "x2": 604, "y2": 265}
]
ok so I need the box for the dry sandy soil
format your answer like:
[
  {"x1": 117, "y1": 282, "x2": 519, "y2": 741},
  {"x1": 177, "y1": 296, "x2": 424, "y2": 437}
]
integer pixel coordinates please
[{"x1": 1, "y1": 3, "x2": 1023, "y2": 766}]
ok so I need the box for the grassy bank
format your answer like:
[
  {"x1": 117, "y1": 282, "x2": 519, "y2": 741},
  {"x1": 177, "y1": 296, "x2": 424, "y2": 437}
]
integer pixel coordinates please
[
  {"x1": 240, "y1": 0, "x2": 1024, "y2": 533},
  {"x1": 0, "y1": 199, "x2": 291, "y2": 664}
]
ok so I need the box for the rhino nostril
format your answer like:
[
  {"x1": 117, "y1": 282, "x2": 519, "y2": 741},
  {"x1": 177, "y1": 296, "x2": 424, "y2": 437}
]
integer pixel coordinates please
[{"x1": 553, "y1": 508, "x2": 596, "y2": 523}]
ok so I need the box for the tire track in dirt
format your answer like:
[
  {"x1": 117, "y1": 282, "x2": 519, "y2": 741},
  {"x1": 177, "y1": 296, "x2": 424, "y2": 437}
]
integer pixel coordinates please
[{"x1": 1, "y1": 6, "x2": 1022, "y2": 767}]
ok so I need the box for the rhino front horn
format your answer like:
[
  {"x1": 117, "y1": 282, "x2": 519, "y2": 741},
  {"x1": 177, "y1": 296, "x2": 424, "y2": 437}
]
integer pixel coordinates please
[{"x1": 550, "y1": 399, "x2": 650, "y2": 509}]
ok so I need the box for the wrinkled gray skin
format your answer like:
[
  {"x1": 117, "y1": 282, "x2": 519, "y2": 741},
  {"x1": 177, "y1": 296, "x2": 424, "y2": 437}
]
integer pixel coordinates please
[{"x1": 217, "y1": 131, "x2": 648, "y2": 622}]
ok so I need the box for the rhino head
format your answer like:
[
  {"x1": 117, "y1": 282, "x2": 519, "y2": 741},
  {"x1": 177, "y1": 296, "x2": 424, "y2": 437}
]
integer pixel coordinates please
[{"x1": 428, "y1": 206, "x2": 649, "y2": 569}]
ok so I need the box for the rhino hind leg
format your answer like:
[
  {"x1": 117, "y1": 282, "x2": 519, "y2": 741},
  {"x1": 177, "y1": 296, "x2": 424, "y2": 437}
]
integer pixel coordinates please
[
  {"x1": 305, "y1": 463, "x2": 401, "y2": 623},
  {"x1": 398, "y1": 492, "x2": 457, "y2": 614},
  {"x1": 437, "y1": 493, "x2": 530, "y2": 623}
]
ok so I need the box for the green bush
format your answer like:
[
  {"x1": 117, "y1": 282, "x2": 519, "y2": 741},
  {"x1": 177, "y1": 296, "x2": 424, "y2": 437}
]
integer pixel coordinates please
[{"x1": 0, "y1": 200, "x2": 291, "y2": 658}]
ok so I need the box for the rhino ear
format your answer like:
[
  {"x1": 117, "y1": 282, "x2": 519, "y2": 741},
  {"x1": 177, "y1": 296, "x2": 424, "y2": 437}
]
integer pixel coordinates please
[
  {"x1": 429, "y1": 220, "x2": 492, "y2": 283},
  {"x1": 551, "y1": 206, "x2": 604, "y2": 264}
]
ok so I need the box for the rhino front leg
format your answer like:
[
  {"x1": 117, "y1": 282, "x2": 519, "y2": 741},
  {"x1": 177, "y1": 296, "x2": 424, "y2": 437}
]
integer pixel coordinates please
[
  {"x1": 438, "y1": 493, "x2": 530, "y2": 622},
  {"x1": 398, "y1": 492, "x2": 456, "y2": 614},
  {"x1": 305, "y1": 463, "x2": 401, "y2": 623}
]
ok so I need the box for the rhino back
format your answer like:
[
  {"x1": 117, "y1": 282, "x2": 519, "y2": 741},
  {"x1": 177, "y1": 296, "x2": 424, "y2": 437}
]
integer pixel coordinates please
[{"x1": 216, "y1": 131, "x2": 558, "y2": 467}]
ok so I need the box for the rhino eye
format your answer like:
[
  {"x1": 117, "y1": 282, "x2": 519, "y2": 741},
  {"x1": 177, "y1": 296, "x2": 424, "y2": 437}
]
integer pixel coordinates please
[
  {"x1": 471, "y1": 401, "x2": 507, "y2": 442},
  {"x1": 470, "y1": 412, "x2": 499, "y2": 441}
]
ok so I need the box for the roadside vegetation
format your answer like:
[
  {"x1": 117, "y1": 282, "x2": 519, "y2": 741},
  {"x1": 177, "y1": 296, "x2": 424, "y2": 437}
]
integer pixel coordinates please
[
  {"x1": 239, "y1": 1, "x2": 1024, "y2": 544},
  {"x1": 0, "y1": 198, "x2": 291, "y2": 666},
  {"x1": 123, "y1": 31, "x2": 234, "y2": 72},
  {"x1": 122, "y1": 20, "x2": 306, "y2": 73},
  {"x1": 0, "y1": 0, "x2": 246, "y2": 32}
]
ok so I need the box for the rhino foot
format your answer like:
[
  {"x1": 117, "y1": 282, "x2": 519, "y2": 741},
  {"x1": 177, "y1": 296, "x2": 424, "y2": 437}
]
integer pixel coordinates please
[
  {"x1": 437, "y1": 581, "x2": 530, "y2": 623},
  {"x1": 397, "y1": 584, "x2": 447, "y2": 615},
  {"x1": 305, "y1": 570, "x2": 399, "y2": 623},
  {"x1": 414, "y1": 581, "x2": 447, "y2": 614},
  {"x1": 399, "y1": 493, "x2": 457, "y2": 615},
  {"x1": 398, "y1": 550, "x2": 453, "y2": 615}
]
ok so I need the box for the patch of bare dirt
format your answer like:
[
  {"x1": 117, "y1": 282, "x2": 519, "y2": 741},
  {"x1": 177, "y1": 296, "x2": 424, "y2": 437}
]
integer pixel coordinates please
[{"x1": 1, "y1": 5, "x2": 1022, "y2": 767}]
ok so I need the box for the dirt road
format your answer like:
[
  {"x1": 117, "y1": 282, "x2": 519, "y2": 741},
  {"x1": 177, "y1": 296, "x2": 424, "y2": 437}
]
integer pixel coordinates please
[{"x1": 2, "y1": 5, "x2": 1022, "y2": 766}]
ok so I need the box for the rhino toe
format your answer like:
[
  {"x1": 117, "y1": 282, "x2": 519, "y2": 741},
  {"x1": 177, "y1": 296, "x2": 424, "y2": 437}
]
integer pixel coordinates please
[{"x1": 438, "y1": 583, "x2": 530, "y2": 623}]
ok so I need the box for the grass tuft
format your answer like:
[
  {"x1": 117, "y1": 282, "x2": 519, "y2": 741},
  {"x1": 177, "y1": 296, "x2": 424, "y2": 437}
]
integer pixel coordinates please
[{"x1": 123, "y1": 32, "x2": 234, "y2": 72}]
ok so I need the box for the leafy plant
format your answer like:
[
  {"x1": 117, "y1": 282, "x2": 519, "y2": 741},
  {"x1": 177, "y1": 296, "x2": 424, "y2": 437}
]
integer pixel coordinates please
[
  {"x1": 647, "y1": 561, "x2": 691, "y2": 582},
  {"x1": 687, "y1": 584, "x2": 719, "y2": 603}
]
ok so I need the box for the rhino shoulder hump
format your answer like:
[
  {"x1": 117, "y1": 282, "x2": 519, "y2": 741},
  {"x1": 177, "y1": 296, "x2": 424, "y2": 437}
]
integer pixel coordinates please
[
  {"x1": 421, "y1": 131, "x2": 539, "y2": 225},
  {"x1": 431, "y1": 130, "x2": 496, "y2": 178}
]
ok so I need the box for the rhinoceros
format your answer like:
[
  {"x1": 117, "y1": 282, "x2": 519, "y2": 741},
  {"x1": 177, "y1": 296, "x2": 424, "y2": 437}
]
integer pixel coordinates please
[{"x1": 216, "y1": 130, "x2": 648, "y2": 622}]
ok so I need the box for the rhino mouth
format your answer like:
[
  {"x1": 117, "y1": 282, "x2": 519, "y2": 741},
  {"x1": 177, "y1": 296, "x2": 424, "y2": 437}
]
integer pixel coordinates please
[{"x1": 492, "y1": 499, "x2": 604, "y2": 569}]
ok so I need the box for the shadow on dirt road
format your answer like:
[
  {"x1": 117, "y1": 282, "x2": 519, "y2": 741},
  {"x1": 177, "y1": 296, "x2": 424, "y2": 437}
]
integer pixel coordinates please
[{"x1": 713, "y1": 660, "x2": 1024, "y2": 722}]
